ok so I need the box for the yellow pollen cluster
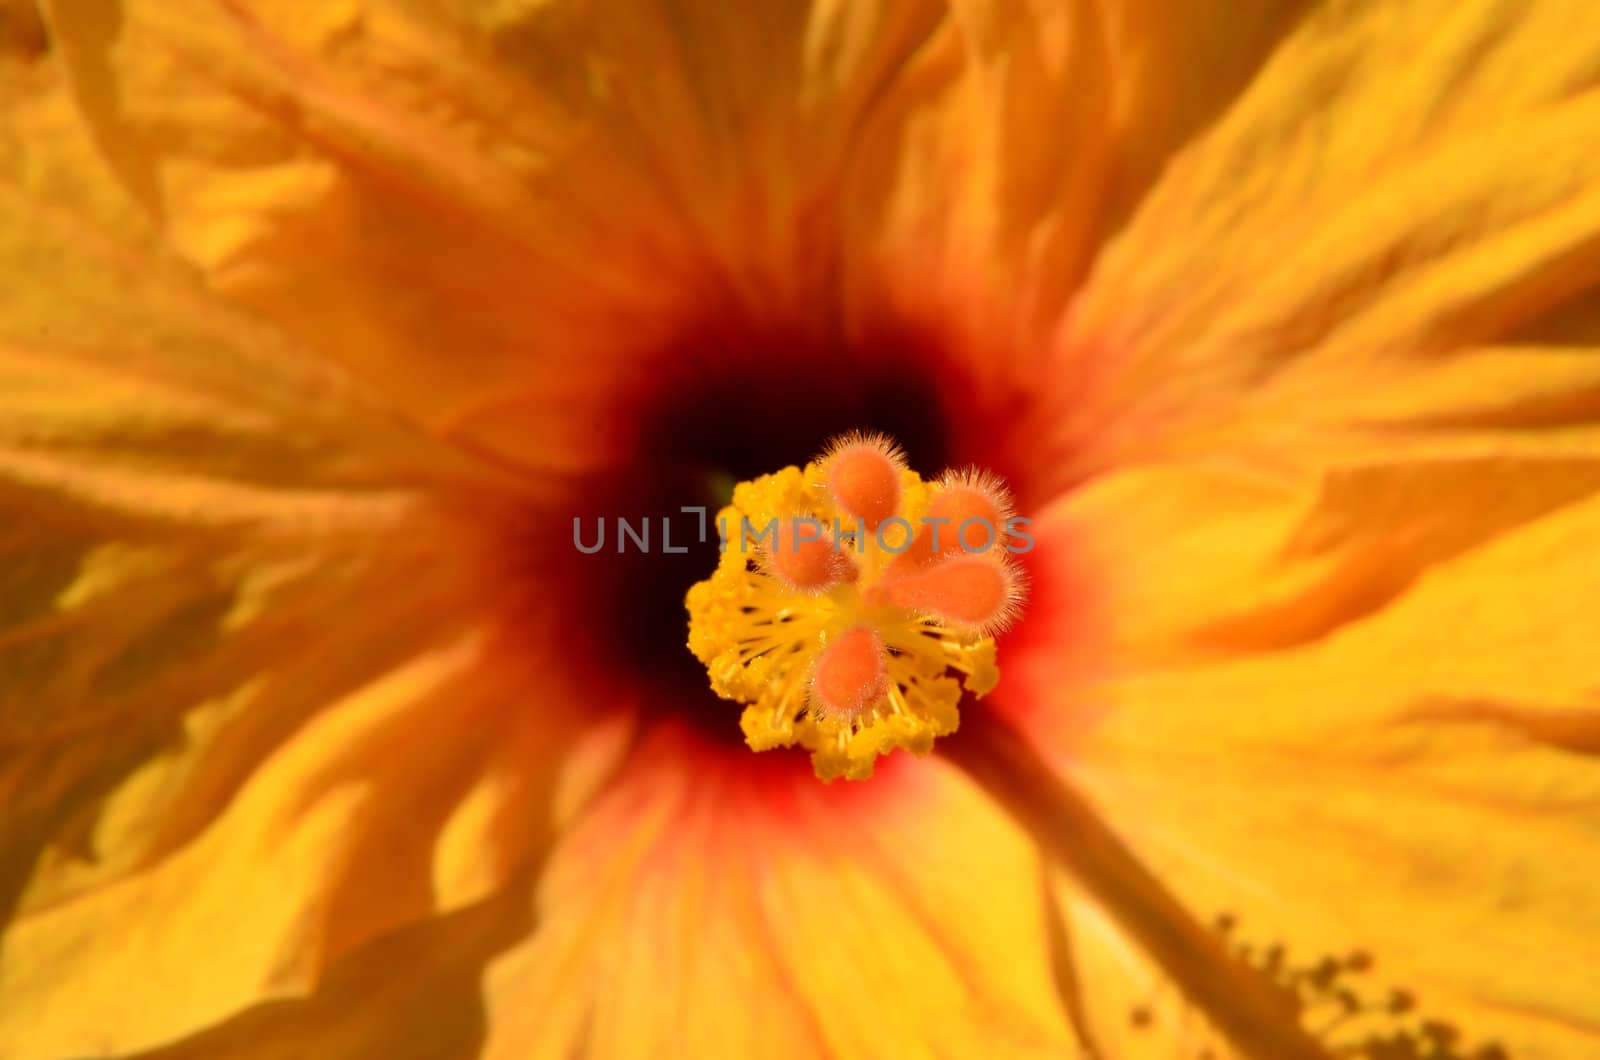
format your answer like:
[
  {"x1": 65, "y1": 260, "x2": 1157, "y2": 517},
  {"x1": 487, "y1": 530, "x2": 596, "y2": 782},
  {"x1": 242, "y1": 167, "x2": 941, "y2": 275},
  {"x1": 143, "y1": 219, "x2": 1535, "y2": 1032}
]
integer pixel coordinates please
[{"x1": 686, "y1": 434, "x2": 1023, "y2": 781}]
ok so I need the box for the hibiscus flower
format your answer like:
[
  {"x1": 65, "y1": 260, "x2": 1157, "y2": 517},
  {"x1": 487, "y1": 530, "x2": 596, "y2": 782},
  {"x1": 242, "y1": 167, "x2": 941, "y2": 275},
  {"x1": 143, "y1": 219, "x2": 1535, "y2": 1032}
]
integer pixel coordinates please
[{"x1": 2, "y1": 2, "x2": 1598, "y2": 1059}]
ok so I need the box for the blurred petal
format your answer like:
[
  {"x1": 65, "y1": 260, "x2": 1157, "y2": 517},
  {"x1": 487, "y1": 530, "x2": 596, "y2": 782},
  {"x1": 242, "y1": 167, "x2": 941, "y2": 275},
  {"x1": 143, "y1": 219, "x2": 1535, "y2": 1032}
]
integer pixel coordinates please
[
  {"x1": 483, "y1": 729, "x2": 1077, "y2": 1060},
  {"x1": 0, "y1": 76, "x2": 617, "y2": 1056},
  {"x1": 1046, "y1": 879, "x2": 1198, "y2": 1060},
  {"x1": 831, "y1": 0, "x2": 1318, "y2": 496},
  {"x1": 38, "y1": 0, "x2": 667, "y2": 474},
  {"x1": 843, "y1": 0, "x2": 1319, "y2": 344},
  {"x1": 1092, "y1": 0, "x2": 1315, "y2": 230},
  {"x1": 1047, "y1": 430, "x2": 1600, "y2": 671},
  {"x1": 42, "y1": 0, "x2": 949, "y2": 473},
  {"x1": 842, "y1": 0, "x2": 1109, "y2": 358},
  {"x1": 5, "y1": 634, "x2": 483, "y2": 1058},
  {"x1": 0, "y1": 0, "x2": 45, "y2": 56},
  {"x1": 1062, "y1": 0, "x2": 1600, "y2": 472},
  {"x1": 115, "y1": 881, "x2": 533, "y2": 1060}
]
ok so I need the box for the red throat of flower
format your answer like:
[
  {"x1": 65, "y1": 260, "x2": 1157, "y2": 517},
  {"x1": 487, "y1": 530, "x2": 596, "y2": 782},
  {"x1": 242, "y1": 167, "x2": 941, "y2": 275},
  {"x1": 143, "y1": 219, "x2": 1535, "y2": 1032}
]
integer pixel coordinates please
[{"x1": 685, "y1": 431, "x2": 1027, "y2": 780}]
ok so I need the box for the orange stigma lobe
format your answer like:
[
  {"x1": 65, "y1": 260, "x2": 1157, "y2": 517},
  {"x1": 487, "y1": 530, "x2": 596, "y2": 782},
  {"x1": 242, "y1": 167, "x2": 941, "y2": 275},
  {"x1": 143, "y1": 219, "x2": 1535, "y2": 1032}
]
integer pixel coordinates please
[
  {"x1": 885, "y1": 555, "x2": 1018, "y2": 633},
  {"x1": 826, "y1": 437, "x2": 901, "y2": 528},
  {"x1": 931, "y1": 485, "x2": 1004, "y2": 554},
  {"x1": 895, "y1": 481, "x2": 1008, "y2": 571},
  {"x1": 768, "y1": 518, "x2": 850, "y2": 590},
  {"x1": 810, "y1": 626, "x2": 889, "y2": 718}
]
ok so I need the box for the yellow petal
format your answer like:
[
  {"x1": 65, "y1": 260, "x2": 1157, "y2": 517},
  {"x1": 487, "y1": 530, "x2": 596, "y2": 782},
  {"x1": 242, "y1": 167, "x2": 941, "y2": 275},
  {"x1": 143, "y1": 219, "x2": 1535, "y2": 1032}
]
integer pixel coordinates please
[
  {"x1": 1, "y1": 10, "x2": 152, "y2": 247},
  {"x1": 1, "y1": 78, "x2": 435, "y2": 901},
  {"x1": 1064, "y1": 0, "x2": 1600, "y2": 468},
  {"x1": 1044, "y1": 425, "x2": 1600, "y2": 671},
  {"x1": 1047, "y1": 470, "x2": 1600, "y2": 1058},
  {"x1": 101, "y1": 882, "x2": 534, "y2": 1060},
  {"x1": 841, "y1": 0, "x2": 1110, "y2": 354},
  {"x1": 1091, "y1": 0, "x2": 1315, "y2": 229},
  {"x1": 831, "y1": 1, "x2": 1323, "y2": 496},
  {"x1": 1047, "y1": 877, "x2": 1206, "y2": 1060},
  {"x1": 843, "y1": 0, "x2": 1326, "y2": 344},
  {"x1": 0, "y1": 0, "x2": 44, "y2": 57},
  {"x1": 483, "y1": 726, "x2": 1077, "y2": 1060},
  {"x1": 0, "y1": 88, "x2": 619, "y2": 1054},
  {"x1": 42, "y1": 0, "x2": 950, "y2": 474},
  {"x1": 3, "y1": 633, "x2": 500, "y2": 1059}
]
